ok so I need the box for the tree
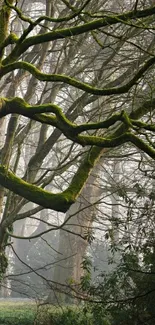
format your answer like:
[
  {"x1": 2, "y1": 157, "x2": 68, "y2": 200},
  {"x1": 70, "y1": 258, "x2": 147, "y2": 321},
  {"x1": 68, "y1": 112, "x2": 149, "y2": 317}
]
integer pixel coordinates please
[
  {"x1": 77, "y1": 152, "x2": 155, "y2": 324},
  {"x1": 0, "y1": 0, "x2": 155, "y2": 295},
  {"x1": 87, "y1": 193, "x2": 155, "y2": 324}
]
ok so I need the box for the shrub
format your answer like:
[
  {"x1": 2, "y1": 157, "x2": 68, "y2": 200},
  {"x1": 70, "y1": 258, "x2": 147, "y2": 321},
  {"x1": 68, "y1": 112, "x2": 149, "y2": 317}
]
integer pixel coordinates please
[{"x1": 35, "y1": 305, "x2": 112, "y2": 325}]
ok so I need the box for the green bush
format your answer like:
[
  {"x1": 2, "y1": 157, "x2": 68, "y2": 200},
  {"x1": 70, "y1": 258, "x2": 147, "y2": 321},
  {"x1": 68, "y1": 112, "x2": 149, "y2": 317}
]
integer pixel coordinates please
[
  {"x1": 49, "y1": 307, "x2": 92, "y2": 325},
  {"x1": 36, "y1": 305, "x2": 112, "y2": 325}
]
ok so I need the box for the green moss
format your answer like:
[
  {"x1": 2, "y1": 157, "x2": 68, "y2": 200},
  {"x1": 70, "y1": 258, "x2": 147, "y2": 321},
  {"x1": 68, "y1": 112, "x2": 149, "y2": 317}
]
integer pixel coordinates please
[
  {"x1": 0, "y1": 147, "x2": 103, "y2": 214},
  {"x1": 0, "y1": 1, "x2": 14, "y2": 61},
  {"x1": 2, "y1": 56, "x2": 155, "y2": 96},
  {"x1": 2, "y1": 5, "x2": 155, "y2": 65},
  {"x1": 65, "y1": 147, "x2": 102, "y2": 199},
  {"x1": 0, "y1": 165, "x2": 75, "y2": 213},
  {"x1": 128, "y1": 132, "x2": 155, "y2": 159}
]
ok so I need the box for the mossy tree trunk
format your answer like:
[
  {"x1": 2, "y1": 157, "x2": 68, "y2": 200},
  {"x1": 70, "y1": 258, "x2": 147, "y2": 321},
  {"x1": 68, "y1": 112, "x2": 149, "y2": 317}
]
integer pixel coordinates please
[{"x1": 0, "y1": 0, "x2": 16, "y2": 279}]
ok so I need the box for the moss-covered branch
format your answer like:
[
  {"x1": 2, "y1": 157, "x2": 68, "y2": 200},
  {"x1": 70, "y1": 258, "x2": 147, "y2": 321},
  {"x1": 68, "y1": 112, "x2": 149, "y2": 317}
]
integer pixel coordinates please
[
  {"x1": 0, "y1": 98, "x2": 154, "y2": 216},
  {"x1": 0, "y1": 131, "x2": 154, "y2": 220},
  {"x1": 1, "y1": 56, "x2": 155, "y2": 95},
  {"x1": 131, "y1": 119, "x2": 155, "y2": 131},
  {"x1": 0, "y1": 32, "x2": 18, "y2": 60},
  {"x1": 0, "y1": 97, "x2": 125, "y2": 130},
  {"x1": 2, "y1": 5, "x2": 155, "y2": 64},
  {"x1": 5, "y1": 0, "x2": 92, "y2": 24},
  {"x1": 1, "y1": 97, "x2": 155, "y2": 160},
  {"x1": 127, "y1": 133, "x2": 155, "y2": 158},
  {"x1": 0, "y1": 165, "x2": 73, "y2": 213},
  {"x1": 4, "y1": 0, "x2": 33, "y2": 23},
  {"x1": 0, "y1": 146, "x2": 102, "y2": 214}
]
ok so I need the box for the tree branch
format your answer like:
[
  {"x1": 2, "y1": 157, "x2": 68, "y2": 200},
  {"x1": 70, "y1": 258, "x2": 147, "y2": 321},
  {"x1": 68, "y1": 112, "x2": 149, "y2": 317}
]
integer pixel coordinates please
[
  {"x1": 1, "y1": 55, "x2": 155, "y2": 95},
  {"x1": 3, "y1": 5, "x2": 155, "y2": 64}
]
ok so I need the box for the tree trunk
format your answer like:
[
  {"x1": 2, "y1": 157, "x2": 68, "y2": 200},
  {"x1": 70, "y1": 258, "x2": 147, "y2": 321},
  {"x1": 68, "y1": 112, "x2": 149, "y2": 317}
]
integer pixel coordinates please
[{"x1": 48, "y1": 168, "x2": 101, "y2": 303}]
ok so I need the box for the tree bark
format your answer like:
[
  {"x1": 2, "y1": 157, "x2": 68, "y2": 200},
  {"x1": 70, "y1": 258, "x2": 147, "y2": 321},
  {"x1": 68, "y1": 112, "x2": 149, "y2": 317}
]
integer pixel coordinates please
[{"x1": 48, "y1": 167, "x2": 101, "y2": 303}]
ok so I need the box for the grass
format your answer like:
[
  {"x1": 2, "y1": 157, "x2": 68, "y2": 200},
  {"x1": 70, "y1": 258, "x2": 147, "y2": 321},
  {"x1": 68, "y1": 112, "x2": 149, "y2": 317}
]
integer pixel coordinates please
[
  {"x1": 0, "y1": 300, "x2": 111, "y2": 325},
  {"x1": 0, "y1": 300, "x2": 37, "y2": 325},
  {"x1": 0, "y1": 301, "x2": 87, "y2": 325}
]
